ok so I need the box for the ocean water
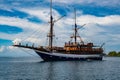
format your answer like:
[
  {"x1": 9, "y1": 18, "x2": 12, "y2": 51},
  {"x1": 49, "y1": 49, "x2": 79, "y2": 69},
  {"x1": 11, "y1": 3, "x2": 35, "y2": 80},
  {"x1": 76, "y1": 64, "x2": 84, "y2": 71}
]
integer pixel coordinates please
[{"x1": 0, "y1": 57, "x2": 120, "y2": 80}]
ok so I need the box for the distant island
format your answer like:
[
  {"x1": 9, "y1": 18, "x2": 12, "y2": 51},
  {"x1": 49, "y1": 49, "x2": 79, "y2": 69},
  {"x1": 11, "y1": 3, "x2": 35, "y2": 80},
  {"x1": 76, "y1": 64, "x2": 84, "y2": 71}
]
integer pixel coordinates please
[{"x1": 107, "y1": 51, "x2": 120, "y2": 57}]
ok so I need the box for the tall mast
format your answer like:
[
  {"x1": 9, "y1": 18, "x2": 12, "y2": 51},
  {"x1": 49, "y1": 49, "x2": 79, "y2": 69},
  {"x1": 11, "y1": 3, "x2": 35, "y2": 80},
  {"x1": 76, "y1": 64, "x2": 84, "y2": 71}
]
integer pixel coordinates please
[
  {"x1": 49, "y1": 0, "x2": 53, "y2": 51},
  {"x1": 47, "y1": 0, "x2": 65, "y2": 51},
  {"x1": 70, "y1": 9, "x2": 85, "y2": 44},
  {"x1": 74, "y1": 9, "x2": 77, "y2": 44}
]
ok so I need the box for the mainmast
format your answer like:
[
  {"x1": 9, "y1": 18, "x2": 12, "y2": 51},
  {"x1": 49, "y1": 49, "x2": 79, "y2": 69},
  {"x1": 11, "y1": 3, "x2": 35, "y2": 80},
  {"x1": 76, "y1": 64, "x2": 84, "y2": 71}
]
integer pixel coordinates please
[
  {"x1": 72, "y1": 9, "x2": 85, "y2": 44},
  {"x1": 48, "y1": 0, "x2": 54, "y2": 51},
  {"x1": 47, "y1": 0, "x2": 65, "y2": 51},
  {"x1": 74, "y1": 9, "x2": 77, "y2": 44}
]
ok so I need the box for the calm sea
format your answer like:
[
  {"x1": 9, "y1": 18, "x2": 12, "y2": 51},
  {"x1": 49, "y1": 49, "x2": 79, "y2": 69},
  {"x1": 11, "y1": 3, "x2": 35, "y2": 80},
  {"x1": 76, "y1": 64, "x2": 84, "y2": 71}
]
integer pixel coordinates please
[{"x1": 0, "y1": 57, "x2": 120, "y2": 80}]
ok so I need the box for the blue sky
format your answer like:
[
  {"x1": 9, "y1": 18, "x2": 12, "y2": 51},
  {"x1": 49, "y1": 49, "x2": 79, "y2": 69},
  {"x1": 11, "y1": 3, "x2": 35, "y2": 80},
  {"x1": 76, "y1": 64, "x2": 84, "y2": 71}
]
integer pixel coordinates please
[{"x1": 0, "y1": 0, "x2": 120, "y2": 56}]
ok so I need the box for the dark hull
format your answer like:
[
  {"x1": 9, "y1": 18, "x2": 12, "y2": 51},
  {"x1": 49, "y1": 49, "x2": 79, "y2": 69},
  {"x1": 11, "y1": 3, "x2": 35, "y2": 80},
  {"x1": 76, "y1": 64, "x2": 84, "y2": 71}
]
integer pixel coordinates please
[{"x1": 35, "y1": 50, "x2": 103, "y2": 61}]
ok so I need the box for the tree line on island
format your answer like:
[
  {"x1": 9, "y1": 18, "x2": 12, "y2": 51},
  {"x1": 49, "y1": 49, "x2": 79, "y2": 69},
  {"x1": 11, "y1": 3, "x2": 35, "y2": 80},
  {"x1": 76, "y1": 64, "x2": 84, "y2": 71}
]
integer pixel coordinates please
[{"x1": 107, "y1": 51, "x2": 120, "y2": 57}]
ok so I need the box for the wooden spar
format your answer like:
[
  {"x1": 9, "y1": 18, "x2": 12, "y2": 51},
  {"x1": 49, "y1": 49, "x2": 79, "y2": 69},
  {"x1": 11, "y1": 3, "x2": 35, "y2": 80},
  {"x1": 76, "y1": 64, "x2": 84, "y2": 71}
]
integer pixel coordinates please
[
  {"x1": 48, "y1": 0, "x2": 65, "y2": 52},
  {"x1": 49, "y1": 0, "x2": 53, "y2": 51},
  {"x1": 72, "y1": 9, "x2": 85, "y2": 44},
  {"x1": 74, "y1": 9, "x2": 77, "y2": 44}
]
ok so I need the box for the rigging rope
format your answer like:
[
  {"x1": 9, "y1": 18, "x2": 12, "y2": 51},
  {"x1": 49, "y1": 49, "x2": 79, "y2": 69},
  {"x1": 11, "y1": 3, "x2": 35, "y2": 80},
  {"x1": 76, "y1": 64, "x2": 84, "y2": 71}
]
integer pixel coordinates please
[
  {"x1": 20, "y1": 23, "x2": 49, "y2": 44},
  {"x1": 21, "y1": 28, "x2": 42, "y2": 42},
  {"x1": 20, "y1": 48, "x2": 40, "y2": 58},
  {"x1": 10, "y1": 46, "x2": 40, "y2": 58}
]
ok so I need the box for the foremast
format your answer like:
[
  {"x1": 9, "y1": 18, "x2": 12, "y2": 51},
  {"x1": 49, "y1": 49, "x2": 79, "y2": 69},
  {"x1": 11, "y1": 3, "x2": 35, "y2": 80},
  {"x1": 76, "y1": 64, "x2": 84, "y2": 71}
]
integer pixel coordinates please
[
  {"x1": 47, "y1": 0, "x2": 65, "y2": 52},
  {"x1": 47, "y1": 0, "x2": 54, "y2": 52},
  {"x1": 74, "y1": 9, "x2": 77, "y2": 44}
]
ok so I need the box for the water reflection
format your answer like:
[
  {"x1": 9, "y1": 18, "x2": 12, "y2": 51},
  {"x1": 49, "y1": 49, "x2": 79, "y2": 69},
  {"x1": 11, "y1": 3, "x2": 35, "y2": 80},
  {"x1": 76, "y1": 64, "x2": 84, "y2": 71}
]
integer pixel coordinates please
[
  {"x1": 39, "y1": 59, "x2": 120, "y2": 80},
  {"x1": 0, "y1": 57, "x2": 120, "y2": 80}
]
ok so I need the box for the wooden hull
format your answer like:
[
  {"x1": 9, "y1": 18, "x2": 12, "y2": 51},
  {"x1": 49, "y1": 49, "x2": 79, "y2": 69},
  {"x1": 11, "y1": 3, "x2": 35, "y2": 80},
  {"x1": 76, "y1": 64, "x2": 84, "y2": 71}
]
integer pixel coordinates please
[{"x1": 35, "y1": 50, "x2": 103, "y2": 61}]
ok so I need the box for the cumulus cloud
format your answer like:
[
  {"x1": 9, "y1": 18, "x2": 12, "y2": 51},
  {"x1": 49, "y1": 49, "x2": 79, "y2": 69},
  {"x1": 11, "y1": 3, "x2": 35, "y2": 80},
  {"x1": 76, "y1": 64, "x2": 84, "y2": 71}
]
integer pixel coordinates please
[
  {"x1": 0, "y1": 7, "x2": 120, "y2": 52},
  {"x1": 20, "y1": 8, "x2": 61, "y2": 22},
  {"x1": 52, "y1": 0, "x2": 120, "y2": 7},
  {"x1": 0, "y1": 15, "x2": 49, "y2": 44},
  {"x1": 0, "y1": 8, "x2": 66, "y2": 46},
  {"x1": 0, "y1": 0, "x2": 119, "y2": 8},
  {"x1": 0, "y1": 0, "x2": 120, "y2": 55},
  {"x1": 0, "y1": 16, "x2": 40, "y2": 30}
]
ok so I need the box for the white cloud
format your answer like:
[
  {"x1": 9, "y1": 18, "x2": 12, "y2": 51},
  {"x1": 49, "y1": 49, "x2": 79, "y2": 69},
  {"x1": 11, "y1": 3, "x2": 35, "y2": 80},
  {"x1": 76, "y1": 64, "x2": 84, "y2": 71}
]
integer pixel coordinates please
[
  {"x1": 0, "y1": 16, "x2": 40, "y2": 30},
  {"x1": 76, "y1": 15, "x2": 120, "y2": 25},
  {"x1": 52, "y1": 0, "x2": 120, "y2": 7},
  {"x1": 0, "y1": 7, "x2": 120, "y2": 53},
  {"x1": 0, "y1": 15, "x2": 49, "y2": 45},
  {"x1": 20, "y1": 8, "x2": 61, "y2": 22}
]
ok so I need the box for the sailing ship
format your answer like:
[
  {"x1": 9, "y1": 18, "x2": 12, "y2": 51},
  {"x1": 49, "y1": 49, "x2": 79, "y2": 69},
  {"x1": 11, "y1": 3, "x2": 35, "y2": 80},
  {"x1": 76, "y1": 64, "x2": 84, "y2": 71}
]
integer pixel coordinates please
[{"x1": 13, "y1": 0, "x2": 104, "y2": 61}]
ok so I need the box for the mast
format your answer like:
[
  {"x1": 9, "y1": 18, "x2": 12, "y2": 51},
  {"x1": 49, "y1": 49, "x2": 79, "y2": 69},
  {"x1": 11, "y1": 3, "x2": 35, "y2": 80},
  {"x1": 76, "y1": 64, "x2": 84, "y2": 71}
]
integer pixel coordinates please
[
  {"x1": 47, "y1": 0, "x2": 65, "y2": 51},
  {"x1": 73, "y1": 9, "x2": 85, "y2": 44},
  {"x1": 49, "y1": 0, "x2": 53, "y2": 51},
  {"x1": 74, "y1": 9, "x2": 77, "y2": 44}
]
